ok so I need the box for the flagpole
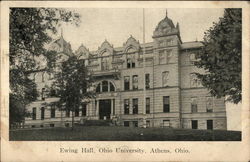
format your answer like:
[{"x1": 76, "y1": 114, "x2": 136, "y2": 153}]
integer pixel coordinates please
[{"x1": 142, "y1": 8, "x2": 146, "y2": 128}]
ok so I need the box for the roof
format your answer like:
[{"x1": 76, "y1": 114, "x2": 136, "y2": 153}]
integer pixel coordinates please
[{"x1": 181, "y1": 41, "x2": 203, "y2": 50}]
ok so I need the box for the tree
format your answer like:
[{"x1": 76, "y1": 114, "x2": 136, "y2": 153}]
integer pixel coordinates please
[
  {"x1": 52, "y1": 55, "x2": 94, "y2": 130},
  {"x1": 9, "y1": 8, "x2": 80, "y2": 126},
  {"x1": 195, "y1": 8, "x2": 242, "y2": 104}
]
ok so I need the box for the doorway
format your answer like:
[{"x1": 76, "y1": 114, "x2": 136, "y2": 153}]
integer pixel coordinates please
[{"x1": 99, "y1": 99, "x2": 111, "y2": 120}]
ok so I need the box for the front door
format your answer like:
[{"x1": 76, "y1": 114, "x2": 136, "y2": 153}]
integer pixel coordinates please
[{"x1": 99, "y1": 99, "x2": 111, "y2": 120}]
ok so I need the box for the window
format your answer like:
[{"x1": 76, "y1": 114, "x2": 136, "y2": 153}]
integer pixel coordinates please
[
  {"x1": 41, "y1": 107, "x2": 45, "y2": 120},
  {"x1": 166, "y1": 50, "x2": 172, "y2": 63},
  {"x1": 206, "y1": 97, "x2": 213, "y2": 112},
  {"x1": 124, "y1": 121, "x2": 129, "y2": 127},
  {"x1": 163, "y1": 96, "x2": 170, "y2": 113},
  {"x1": 96, "y1": 81, "x2": 116, "y2": 93},
  {"x1": 190, "y1": 53, "x2": 196, "y2": 64},
  {"x1": 110, "y1": 82, "x2": 115, "y2": 91},
  {"x1": 191, "y1": 97, "x2": 198, "y2": 113},
  {"x1": 82, "y1": 104, "x2": 86, "y2": 116},
  {"x1": 32, "y1": 107, "x2": 36, "y2": 120},
  {"x1": 207, "y1": 120, "x2": 213, "y2": 130},
  {"x1": 102, "y1": 57, "x2": 110, "y2": 70},
  {"x1": 41, "y1": 88, "x2": 46, "y2": 100},
  {"x1": 124, "y1": 76, "x2": 130, "y2": 90},
  {"x1": 51, "y1": 107, "x2": 55, "y2": 118},
  {"x1": 163, "y1": 120, "x2": 170, "y2": 127},
  {"x1": 145, "y1": 73, "x2": 150, "y2": 89},
  {"x1": 132, "y1": 75, "x2": 138, "y2": 90},
  {"x1": 162, "y1": 71, "x2": 169, "y2": 87},
  {"x1": 190, "y1": 73, "x2": 202, "y2": 88},
  {"x1": 127, "y1": 54, "x2": 135, "y2": 68},
  {"x1": 146, "y1": 98, "x2": 150, "y2": 114},
  {"x1": 159, "y1": 50, "x2": 165, "y2": 64},
  {"x1": 102, "y1": 81, "x2": 108, "y2": 92},
  {"x1": 124, "y1": 99, "x2": 129, "y2": 114},
  {"x1": 75, "y1": 107, "x2": 79, "y2": 117},
  {"x1": 50, "y1": 124, "x2": 55, "y2": 127},
  {"x1": 132, "y1": 99, "x2": 138, "y2": 114},
  {"x1": 192, "y1": 120, "x2": 198, "y2": 129},
  {"x1": 190, "y1": 73, "x2": 198, "y2": 87}
]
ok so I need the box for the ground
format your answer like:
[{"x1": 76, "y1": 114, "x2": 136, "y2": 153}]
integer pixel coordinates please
[{"x1": 9, "y1": 126, "x2": 241, "y2": 141}]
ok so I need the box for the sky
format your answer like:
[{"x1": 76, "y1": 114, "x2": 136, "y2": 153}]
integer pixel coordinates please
[{"x1": 58, "y1": 8, "x2": 241, "y2": 131}]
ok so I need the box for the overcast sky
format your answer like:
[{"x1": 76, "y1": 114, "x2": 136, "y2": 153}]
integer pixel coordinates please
[
  {"x1": 59, "y1": 8, "x2": 225, "y2": 51},
  {"x1": 57, "y1": 8, "x2": 241, "y2": 131}
]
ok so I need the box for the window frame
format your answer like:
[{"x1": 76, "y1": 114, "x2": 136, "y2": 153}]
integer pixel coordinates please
[
  {"x1": 124, "y1": 76, "x2": 130, "y2": 90},
  {"x1": 163, "y1": 96, "x2": 170, "y2": 113}
]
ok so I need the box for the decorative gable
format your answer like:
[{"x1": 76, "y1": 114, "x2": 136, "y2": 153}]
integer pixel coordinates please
[
  {"x1": 123, "y1": 35, "x2": 140, "y2": 53},
  {"x1": 76, "y1": 44, "x2": 90, "y2": 59},
  {"x1": 97, "y1": 40, "x2": 114, "y2": 56}
]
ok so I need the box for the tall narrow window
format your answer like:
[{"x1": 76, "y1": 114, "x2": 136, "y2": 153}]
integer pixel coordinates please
[
  {"x1": 159, "y1": 50, "x2": 165, "y2": 64},
  {"x1": 51, "y1": 106, "x2": 55, "y2": 118},
  {"x1": 102, "y1": 57, "x2": 109, "y2": 70},
  {"x1": 124, "y1": 76, "x2": 130, "y2": 90},
  {"x1": 132, "y1": 75, "x2": 138, "y2": 90},
  {"x1": 190, "y1": 53, "x2": 196, "y2": 65},
  {"x1": 132, "y1": 98, "x2": 138, "y2": 114},
  {"x1": 163, "y1": 96, "x2": 170, "y2": 113},
  {"x1": 190, "y1": 73, "x2": 198, "y2": 88},
  {"x1": 191, "y1": 97, "x2": 198, "y2": 113},
  {"x1": 82, "y1": 104, "x2": 87, "y2": 116},
  {"x1": 32, "y1": 107, "x2": 36, "y2": 120},
  {"x1": 146, "y1": 98, "x2": 150, "y2": 114},
  {"x1": 41, "y1": 107, "x2": 45, "y2": 120},
  {"x1": 207, "y1": 120, "x2": 213, "y2": 130},
  {"x1": 162, "y1": 71, "x2": 169, "y2": 87},
  {"x1": 192, "y1": 120, "x2": 198, "y2": 129},
  {"x1": 145, "y1": 73, "x2": 150, "y2": 89},
  {"x1": 124, "y1": 99, "x2": 129, "y2": 114},
  {"x1": 206, "y1": 97, "x2": 213, "y2": 112},
  {"x1": 41, "y1": 88, "x2": 46, "y2": 100},
  {"x1": 127, "y1": 54, "x2": 135, "y2": 68},
  {"x1": 102, "y1": 81, "x2": 108, "y2": 92},
  {"x1": 166, "y1": 50, "x2": 172, "y2": 63}
]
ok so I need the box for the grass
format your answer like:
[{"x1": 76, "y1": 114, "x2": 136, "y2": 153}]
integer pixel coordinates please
[{"x1": 9, "y1": 126, "x2": 241, "y2": 141}]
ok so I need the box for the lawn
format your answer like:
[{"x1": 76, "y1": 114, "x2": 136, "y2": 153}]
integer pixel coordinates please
[{"x1": 9, "y1": 126, "x2": 241, "y2": 141}]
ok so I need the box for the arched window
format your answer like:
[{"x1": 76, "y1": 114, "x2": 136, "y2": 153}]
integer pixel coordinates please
[{"x1": 96, "y1": 81, "x2": 116, "y2": 93}]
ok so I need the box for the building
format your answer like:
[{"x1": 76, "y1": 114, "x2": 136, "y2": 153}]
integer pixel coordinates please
[{"x1": 25, "y1": 10, "x2": 227, "y2": 130}]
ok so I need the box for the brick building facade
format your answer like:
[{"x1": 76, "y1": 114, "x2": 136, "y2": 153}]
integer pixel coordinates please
[{"x1": 24, "y1": 10, "x2": 227, "y2": 130}]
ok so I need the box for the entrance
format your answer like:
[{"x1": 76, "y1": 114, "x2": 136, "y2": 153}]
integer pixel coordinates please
[{"x1": 99, "y1": 99, "x2": 111, "y2": 120}]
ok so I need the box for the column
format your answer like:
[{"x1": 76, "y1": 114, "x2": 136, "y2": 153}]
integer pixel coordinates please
[
  {"x1": 111, "y1": 99, "x2": 113, "y2": 118},
  {"x1": 96, "y1": 100, "x2": 99, "y2": 119}
]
